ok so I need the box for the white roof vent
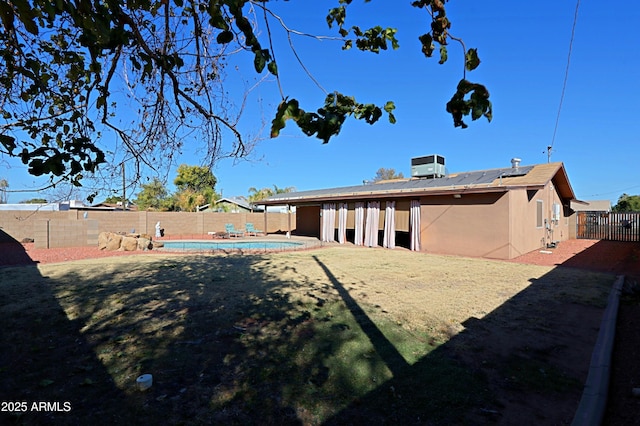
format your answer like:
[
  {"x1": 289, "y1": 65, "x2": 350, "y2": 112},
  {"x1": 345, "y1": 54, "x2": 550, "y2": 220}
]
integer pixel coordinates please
[{"x1": 511, "y1": 158, "x2": 522, "y2": 169}]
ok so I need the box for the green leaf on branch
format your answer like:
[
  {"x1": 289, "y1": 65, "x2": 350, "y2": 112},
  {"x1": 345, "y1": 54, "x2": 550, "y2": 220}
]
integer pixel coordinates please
[
  {"x1": 465, "y1": 48, "x2": 481, "y2": 71},
  {"x1": 353, "y1": 26, "x2": 399, "y2": 53},
  {"x1": 267, "y1": 61, "x2": 278, "y2": 76},
  {"x1": 253, "y1": 49, "x2": 271, "y2": 73},
  {"x1": 326, "y1": 6, "x2": 347, "y2": 29},
  {"x1": 271, "y1": 93, "x2": 396, "y2": 143},
  {"x1": 439, "y1": 45, "x2": 448, "y2": 64},
  {"x1": 216, "y1": 31, "x2": 233, "y2": 44},
  {"x1": 446, "y1": 79, "x2": 492, "y2": 129},
  {"x1": 419, "y1": 33, "x2": 434, "y2": 58},
  {"x1": 271, "y1": 99, "x2": 303, "y2": 138},
  {"x1": 384, "y1": 101, "x2": 397, "y2": 124},
  {"x1": 0, "y1": 134, "x2": 17, "y2": 154}
]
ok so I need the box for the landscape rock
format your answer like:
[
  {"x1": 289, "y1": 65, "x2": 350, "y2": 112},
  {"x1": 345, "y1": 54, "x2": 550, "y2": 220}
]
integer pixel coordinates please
[
  {"x1": 98, "y1": 232, "x2": 110, "y2": 250},
  {"x1": 105, "y1": 233, "x2": 123, "y2": 251},
  {"x1": 120, "y1": 236, "x2": 138, "y2": 251},
  {"x1": 137, "y1": 237, "x2": 152, "y2": 251},
  {"x1": 98, "y1": 231, "x2": 157, "y2": 251}
]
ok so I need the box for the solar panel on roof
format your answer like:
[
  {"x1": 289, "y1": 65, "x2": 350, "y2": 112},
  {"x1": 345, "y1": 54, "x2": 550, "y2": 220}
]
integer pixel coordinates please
[{"x1": 264, "y1": 165, "x2": 537, "y2": 202}]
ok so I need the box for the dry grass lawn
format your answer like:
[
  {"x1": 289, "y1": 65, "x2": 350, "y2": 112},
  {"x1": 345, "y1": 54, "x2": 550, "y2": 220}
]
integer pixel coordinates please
[{"x1": 0, "y1": 246, "x2": 614, "y2": 425}]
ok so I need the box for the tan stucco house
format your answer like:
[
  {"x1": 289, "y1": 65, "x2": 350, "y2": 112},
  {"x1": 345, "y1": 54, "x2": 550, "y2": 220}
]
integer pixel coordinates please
[{"x1": 262, "y1": 160, "x2": 577, "y2": 260}]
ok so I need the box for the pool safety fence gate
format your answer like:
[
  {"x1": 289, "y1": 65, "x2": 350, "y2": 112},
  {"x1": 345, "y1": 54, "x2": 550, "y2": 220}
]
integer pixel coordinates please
[{"x1": 576, "y1": 211, "x2": 640, "y2": 242}]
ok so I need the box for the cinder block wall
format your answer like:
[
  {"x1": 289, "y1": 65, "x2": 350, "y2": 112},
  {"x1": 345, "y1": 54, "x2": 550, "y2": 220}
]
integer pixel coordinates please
[
  {"x1": 0, "y1": 210, "x2": 76, "y2": 242},
  {"x1": 34, "y1": 219, "x2": 100, "y2": 249},
  {"x1": 0, "y1": 210, "x2": 295, "y2": 248}
]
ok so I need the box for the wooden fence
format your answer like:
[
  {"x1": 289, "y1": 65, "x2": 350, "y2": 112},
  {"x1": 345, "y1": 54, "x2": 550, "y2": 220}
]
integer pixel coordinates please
[{"x1": 576, "y1": 211, "x2": 640, "y2": 242}]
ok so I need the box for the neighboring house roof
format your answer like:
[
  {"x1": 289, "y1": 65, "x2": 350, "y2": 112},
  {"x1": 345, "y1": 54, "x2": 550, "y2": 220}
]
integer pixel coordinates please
[
  {"x1": 570, "y1": 199, "x2": 611, "y2": 212},
  {"x1": 0, "y1": 203, "x2": 67, "y2": 211},
  {"x1": 199, "y1": 196, "x2": 263, "y2": 212},
  {"x1": 262, "y1": 162, "x2": 575, "y2": 205},
  {"x1": 89, "y1": 202, "x2": 138, "y2": 211}
]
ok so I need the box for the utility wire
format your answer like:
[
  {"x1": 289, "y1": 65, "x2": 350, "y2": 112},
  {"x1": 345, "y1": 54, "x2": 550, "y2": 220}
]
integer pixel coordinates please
[
  {"x1": 587, "y1": 184, "x2": 640, "y2": 198},
  {"x1": 549, "y1": 0, "x2": 581, "y2": 162}
]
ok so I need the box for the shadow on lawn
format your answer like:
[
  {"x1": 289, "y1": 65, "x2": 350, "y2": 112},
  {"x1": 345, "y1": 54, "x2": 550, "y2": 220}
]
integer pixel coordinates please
[
  {"x1": 0, "y1": 231, "x2": 132, "y2": 425},
  {"x1": 0, "y1": 228, "x2": 36, "y2": 267},
  {"x1": 319, "y1": 252, "x2": 615, "y2": 425},
  {"x1": 557, "y1": 240, "x2": 640, "y2": 277},
  {"x1": 0, "y1": 239, "x2": 624, "y2": 425}
]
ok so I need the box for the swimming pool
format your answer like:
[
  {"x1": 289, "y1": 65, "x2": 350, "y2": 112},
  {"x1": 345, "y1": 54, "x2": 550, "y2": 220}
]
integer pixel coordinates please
[{"x1": 160, "y1": 240, "x2": 305, "y2": 251}]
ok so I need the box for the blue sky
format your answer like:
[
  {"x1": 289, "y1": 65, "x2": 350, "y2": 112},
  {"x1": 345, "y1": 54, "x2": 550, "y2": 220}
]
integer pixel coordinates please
[{"x1": 2, "y1": 1, "x2": 639, "y2": 205}]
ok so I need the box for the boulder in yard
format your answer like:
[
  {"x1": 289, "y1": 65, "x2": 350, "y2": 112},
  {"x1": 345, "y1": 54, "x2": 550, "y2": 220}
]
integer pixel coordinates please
[
  {"x1": 105, "y1": 233, "x2": 123, "y2": 251},
  {"x1": 137, "y1": 237, "x2": 152, "y2": 251},
  {"x1": 120, "y1": 236, "x2": 138, "y2": 251},
  {"x1": 98, "y1": 232, "x2": 111, "y2": 250}
]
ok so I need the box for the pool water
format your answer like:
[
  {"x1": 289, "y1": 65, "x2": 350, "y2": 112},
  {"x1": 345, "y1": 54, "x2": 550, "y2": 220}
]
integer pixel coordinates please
[{"x1": 161, "y1": 240, "x2": 304, "y2": 251}]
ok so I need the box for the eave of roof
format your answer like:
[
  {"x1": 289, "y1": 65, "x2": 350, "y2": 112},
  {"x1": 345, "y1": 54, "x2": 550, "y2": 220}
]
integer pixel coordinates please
[{"x1": 262, "y1": 162, "x2": 575, "y2": 205}]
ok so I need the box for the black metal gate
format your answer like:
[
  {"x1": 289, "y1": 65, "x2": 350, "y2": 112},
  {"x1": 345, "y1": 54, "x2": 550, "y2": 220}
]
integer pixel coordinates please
[{"x1": 577, "y1": 211, "x2": 640, "y2": 241}]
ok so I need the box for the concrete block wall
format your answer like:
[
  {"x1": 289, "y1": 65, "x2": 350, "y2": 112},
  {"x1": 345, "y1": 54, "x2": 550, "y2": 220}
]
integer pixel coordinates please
[
  {"x1": 34, "y1": 219, "x2": 100, "y2": 249},
  {"x1": 0, "y1": 210, "x2": 76, "y2": 242},
  {"x1": 34, "y1": 220, "x2": 50, "y2": 248},
  {"x1": 0, "y1": 209, "x2": 296, "y2": 248}
]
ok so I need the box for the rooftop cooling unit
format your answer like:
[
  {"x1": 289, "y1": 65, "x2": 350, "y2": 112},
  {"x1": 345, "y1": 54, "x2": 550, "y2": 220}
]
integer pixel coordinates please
[{"x1": 411, "y1": 155, "x2": 446, "y2": 178}]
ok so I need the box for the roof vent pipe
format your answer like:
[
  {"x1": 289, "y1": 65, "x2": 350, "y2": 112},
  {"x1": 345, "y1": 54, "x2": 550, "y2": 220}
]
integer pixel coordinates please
[{"x1": 511, "y1": 158, "x2": 521, "y2": 169}]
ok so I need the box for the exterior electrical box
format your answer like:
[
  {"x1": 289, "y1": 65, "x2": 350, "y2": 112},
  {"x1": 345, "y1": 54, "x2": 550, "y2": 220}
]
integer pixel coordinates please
[{"x1": 411, "y1": 155, "x2": 446, "y2": 178}]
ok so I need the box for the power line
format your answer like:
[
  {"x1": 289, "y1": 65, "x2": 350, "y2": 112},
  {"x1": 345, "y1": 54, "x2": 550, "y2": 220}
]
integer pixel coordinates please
[
  {"x1": 548, "y1": 0, "x2": 581, "y2": 162},
  {"x1": 587, "y1": 184, "x2": 640, "y2": 198}
]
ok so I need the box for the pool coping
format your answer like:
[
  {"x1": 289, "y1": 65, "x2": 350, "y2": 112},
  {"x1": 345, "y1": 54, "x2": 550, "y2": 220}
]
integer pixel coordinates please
[{"x1": 157, "y1": 237, "x2": 323, "y2": 252}]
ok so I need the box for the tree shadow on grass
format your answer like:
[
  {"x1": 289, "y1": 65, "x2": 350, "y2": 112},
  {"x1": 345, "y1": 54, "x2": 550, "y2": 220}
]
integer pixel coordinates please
[
  {"x1": 2, "y1": 254, "x2": 314, "y2": 425},
  {"x1": 0, "y1": 229, "x2": 36, "y2": 267},
  {"x1": 320, "y1": 253, "x2": 616, "y2": 425},
  {"x1": 556, "y1": 240, "x2": 640, "y2": 277},
  {"x1": 0, "y1": 232, "x2": 132, "y2": 425},
  {"x1": 0, "y1": 242, "x2": 619, "y2": 425}
]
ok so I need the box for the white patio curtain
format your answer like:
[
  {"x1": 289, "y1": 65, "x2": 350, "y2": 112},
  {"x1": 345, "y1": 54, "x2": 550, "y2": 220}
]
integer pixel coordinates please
[
  {"x1": 383, "y1": 201, "x2": 396, "y2": 249},
  {"x1": 321, "y1": 203, "x2": 336, "y2": 242},
  {"x1": 354, "y1": 202, "x2": 365, "y2": 246},
  {"x1": 364, "y1": 201, "x2": 380, "y2": 247},
  {"x1": 338, "y1": 203, "x2": 348, "y2": 244},
  {"x1": 410, "y1": 199, "x2": 421, "y2": 251}
]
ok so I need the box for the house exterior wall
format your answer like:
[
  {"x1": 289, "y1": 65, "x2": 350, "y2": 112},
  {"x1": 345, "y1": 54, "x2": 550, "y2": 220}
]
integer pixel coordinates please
[
  {"x1": 507, "y1": 188, "x2": 535, "y2": 258},
  {"x1": 416, "y1": 180, "x2": 572, "y2": 260},
  {"x1": 506, "y1": 181, "x2": 571, "y2": 258},
  {"x1": 296, "y1": 205, "x2": 320, "y2": 236},
  {"x1": 420, "y1": 192, "x2": 511, "y2": 259}
]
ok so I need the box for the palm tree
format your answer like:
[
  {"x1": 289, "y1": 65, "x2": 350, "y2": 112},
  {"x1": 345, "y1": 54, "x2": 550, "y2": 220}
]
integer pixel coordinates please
[{"x1": 247, "y1": 185, "x2": 295, "y2": 203}]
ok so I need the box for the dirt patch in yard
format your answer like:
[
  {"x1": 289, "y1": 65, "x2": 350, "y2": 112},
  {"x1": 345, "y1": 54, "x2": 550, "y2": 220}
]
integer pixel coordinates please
[{"x1": 0, "y1": 240, "x2": 637, "y2": 424}]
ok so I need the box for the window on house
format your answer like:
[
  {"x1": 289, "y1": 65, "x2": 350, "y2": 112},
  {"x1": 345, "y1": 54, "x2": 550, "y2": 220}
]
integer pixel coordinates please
[
  {"x1": 536, "y1": 200, "x2": 543, "y2": 228},
  {"x1": 552, "y1": 203, "x2": 561, "y2": 224}
]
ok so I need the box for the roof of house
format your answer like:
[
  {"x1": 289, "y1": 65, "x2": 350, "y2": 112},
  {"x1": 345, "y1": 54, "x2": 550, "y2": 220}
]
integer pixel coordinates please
[
  {"x1": 198, "y1": 196, "x2": 262, "y2": 211},
  {"x1": 88, "y1": 202, "x2": 138, "y2": 211},
  {"x1": 570, "y1": 199, "x2": 611, "y2": 212},
  {"x1": 262, "y1": 162, "x2": 575, "y2": 205}
]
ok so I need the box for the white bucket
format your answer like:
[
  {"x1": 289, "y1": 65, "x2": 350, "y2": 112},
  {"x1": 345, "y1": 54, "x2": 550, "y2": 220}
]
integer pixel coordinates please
[{"x1": 136, "y1": 374, "x2": 153, "y2": 391}]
